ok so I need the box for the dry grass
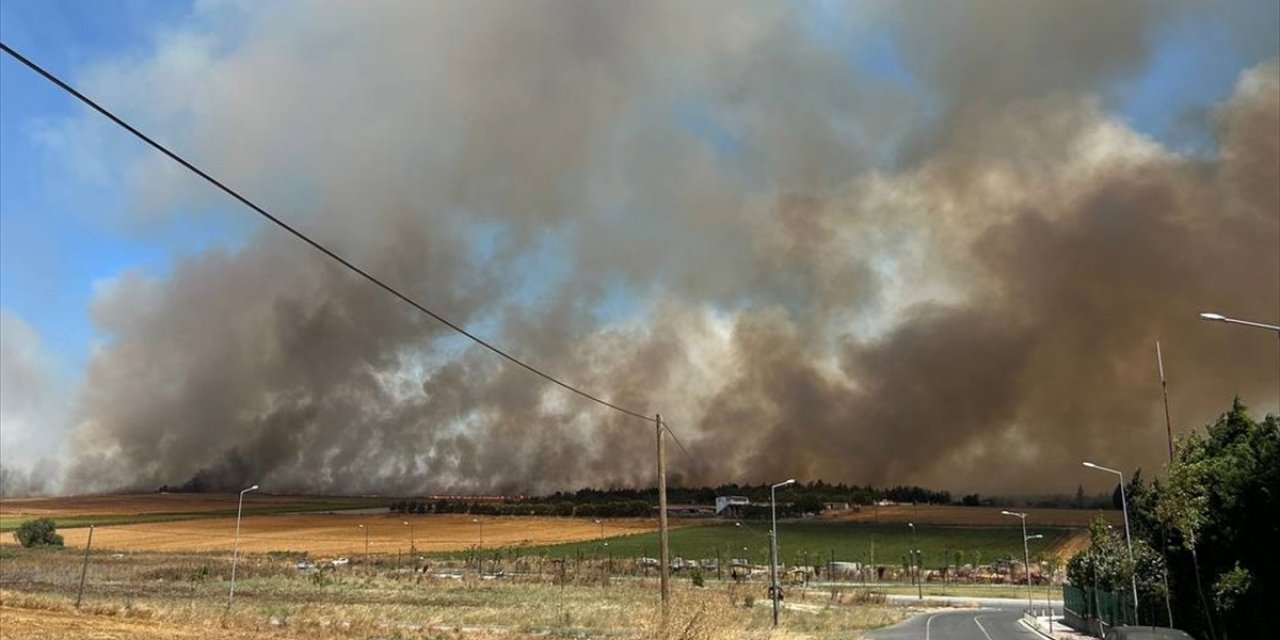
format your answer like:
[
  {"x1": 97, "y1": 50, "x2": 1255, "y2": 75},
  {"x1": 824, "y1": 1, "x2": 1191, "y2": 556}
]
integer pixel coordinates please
[
  {"x1": 47, "y1": 513, "x2": 664, "y2": 556},
  {"x1": 822, "y1": 504, "x2": 1120, "y2": 528},
  {"x1": 0, "y1": 547, "x2": 906, "y2": 639}
]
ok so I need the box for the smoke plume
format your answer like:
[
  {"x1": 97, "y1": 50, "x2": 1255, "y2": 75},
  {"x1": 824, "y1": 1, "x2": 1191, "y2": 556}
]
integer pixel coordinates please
[{"x1": 45, "y1": 1, "x2": 1279, "y2": 495}]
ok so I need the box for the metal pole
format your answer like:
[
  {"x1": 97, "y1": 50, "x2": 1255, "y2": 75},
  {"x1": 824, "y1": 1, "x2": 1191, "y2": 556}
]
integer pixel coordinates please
[
  {"x1": 1021, "y1": 519, "x2": 1032, "y2": 612},
  {"x1": 362, "y1": 525, "x2": 369, "y2": 565},
  {"x1": 227, "y1": 484, "x2": 258, "y2": 613},
  {"x1": 771, "y1": 487, "x2": 779, "y2": 627},
  {"x1": 656, "y1": 414, "x2": 670, "y2": 607},
  {"x1": 1084, "y1": 463, "x2": 1140, "y2": 624},
  {"x1": 769, "y1": 478, "x2": 794, "y2": 626},
  {"x1": 915, "y1": 550, "x2": 923, "y2": 600},
  {"x1": 75, "y1": 525, "x2": 94, "y2": 608},
  {"x1": 1118, "y1": 474, "x2": 1140, "y2": 624}
]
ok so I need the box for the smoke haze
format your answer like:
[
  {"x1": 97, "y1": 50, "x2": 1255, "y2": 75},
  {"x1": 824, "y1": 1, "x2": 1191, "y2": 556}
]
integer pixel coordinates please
[{"x1": 16, "y1": 1, "x2": 1277, "y2": 496}]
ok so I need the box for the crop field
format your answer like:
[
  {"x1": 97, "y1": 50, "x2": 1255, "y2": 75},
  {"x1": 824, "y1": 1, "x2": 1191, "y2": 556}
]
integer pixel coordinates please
[
  {"x1": 501, "y1": 520, "x2": 1081, "y2": 570},
  {"x1": 48, "y1": 513, "x2": 669, "y2": 556},
  {"x1": 822, "y1": 504, "x2": 1121, "y2": 528},
  {"x1": 0, "y1": 496, "x2": 1105, "y2": 637}
]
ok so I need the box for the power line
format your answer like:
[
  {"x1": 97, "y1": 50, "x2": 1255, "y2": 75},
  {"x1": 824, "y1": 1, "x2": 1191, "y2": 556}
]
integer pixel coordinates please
[
  {"x1": 662, "y1": 422, "x2": 695, "y2": 467},
  {"x1": 0, "y1": 41, "x2": 652, "y2": 424}
]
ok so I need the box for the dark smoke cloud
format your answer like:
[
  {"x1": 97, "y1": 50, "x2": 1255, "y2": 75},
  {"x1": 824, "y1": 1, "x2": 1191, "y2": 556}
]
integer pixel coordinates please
[{"x1": 47, "y1": 2, "x2": 1279, "y2": 495}]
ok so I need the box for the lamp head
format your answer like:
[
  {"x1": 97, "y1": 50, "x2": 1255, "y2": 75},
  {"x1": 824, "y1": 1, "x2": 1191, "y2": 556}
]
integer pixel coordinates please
[
  {"x1": 1199, "y1": 312, "x2": 1226, "y2": 321},
  {"x1": 1082, "y1": 461, "x2": 1098, "y2": 469}
]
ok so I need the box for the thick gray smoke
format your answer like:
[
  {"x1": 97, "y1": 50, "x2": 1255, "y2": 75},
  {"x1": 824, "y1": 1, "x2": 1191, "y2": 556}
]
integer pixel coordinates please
[{"x1": 52, "y1": 1, "x2": 1279, "y2": 495}]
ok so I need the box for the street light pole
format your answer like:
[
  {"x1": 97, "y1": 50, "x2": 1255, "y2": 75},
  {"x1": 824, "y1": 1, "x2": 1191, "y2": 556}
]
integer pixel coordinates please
[
  {"x1": 1001, "y1": 511, "x2": 1035, "y2": 612},
  {"x1": 227, "y1": 484, "x2": 259, "y2": 613},
  {"x1": 1199, "y1": 311, "x2": 1280, "y2": 385},
  {"x1": 359, "y1": 524, "x2": 369, "y2": 565},
  {"x1": 1084, "y1": 462, "x2": 1140, "y2": 623},
  {"x1": 403, "y1": 520, "x2": 415, "y2": 567},
  {"x1": 907, "y1": 522, "x2": 919, "y2": 598},
  {"x1": 770, "y1": 478, "x2": 795, "y2": 627}
]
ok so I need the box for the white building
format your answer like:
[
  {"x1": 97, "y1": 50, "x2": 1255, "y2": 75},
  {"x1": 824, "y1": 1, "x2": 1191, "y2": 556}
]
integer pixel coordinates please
[{"x1": 715, "y1": 495, "x2": 750, "y2": 516}]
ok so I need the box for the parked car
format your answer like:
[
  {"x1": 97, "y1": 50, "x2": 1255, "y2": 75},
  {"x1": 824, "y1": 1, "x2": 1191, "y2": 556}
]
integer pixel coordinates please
[
  {"x1": 1104, "y1": 627, "x2": 1197, "y2": 640},
  {"x1": 295, "y1": 560, "x2": 315, "y2": 571},
  {"x1": 330, "y1": 557, "x2": 350, "y2": 567}
]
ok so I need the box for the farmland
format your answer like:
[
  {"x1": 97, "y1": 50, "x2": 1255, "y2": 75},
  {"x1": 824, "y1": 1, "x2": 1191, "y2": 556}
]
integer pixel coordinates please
[
  {"x1": 0, "y1": 496, "x2": 1108, "y2": 638},
  {"x1": 509, "y1": 520, "x2": 1082, "y2": 570},
  {"x1": 0, "y1": 546, "x2": 906, "y2": 639}
]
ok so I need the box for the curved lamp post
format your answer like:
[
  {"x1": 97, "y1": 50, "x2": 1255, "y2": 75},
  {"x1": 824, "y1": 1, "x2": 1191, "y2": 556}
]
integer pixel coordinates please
[
  {"x1": 770, "y1": 478, "x2": 794, "y2": 627},
  {"x1": 227, "y1": 484, "x2": 259, "y2": 613},
  {"x1": 1084, "y1": 462, "x2": 1140, "y2": 623}
]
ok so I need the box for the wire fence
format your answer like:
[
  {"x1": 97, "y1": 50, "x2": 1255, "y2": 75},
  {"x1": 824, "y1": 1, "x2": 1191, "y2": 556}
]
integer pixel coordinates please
[{"x1": 1063, "y1": 584, "x2": 1170, "y2": 629}]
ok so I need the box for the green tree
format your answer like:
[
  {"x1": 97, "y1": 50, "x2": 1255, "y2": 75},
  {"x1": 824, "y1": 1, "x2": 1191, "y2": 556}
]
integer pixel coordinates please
[
  {"x1": 1149, "y1": 398, "x2": 1277, "y2": 640},
  {"x1": 13, "y1": 518, "x2": 64, "y2": 548}
]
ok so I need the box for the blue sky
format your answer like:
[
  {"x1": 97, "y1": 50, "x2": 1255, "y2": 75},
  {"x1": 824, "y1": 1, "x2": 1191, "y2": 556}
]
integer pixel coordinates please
[{"x1": 1, "y1": 0, "x2": 1276, "y2": 383}]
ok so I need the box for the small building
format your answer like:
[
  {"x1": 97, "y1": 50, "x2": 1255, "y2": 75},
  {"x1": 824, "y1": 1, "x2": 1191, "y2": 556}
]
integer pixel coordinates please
[{"x1": 715, "y1": 495, "x2": 751, "y2": 517}]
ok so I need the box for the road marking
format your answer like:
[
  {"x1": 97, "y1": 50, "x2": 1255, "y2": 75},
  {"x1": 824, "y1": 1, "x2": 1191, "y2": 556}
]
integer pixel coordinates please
[
  {"x1": 925, "y1": 613, "x2": 937, "y2": 640},
  {"x1": 974, "y1": 615, "x2": 997, "y2": 640}
]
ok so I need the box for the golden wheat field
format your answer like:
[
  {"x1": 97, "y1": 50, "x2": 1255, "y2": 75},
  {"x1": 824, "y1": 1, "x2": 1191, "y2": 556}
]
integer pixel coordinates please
[{"x1": 53, "y1": 513, "x2": 664, "y2": 555}]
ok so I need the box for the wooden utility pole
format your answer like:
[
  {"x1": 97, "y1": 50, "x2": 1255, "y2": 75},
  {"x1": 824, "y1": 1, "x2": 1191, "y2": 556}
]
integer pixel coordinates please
[
  {"x1": 656, "y1": 413, "x2": 670, "y2": 606},
  {"x1": 1157, "y1": 341, "x2": 1174, "y2": 462},
  {"x1": 76, "y1": 524, "x2": 94, "y2": 608},
  {"x1": 1156, "y1": 341, "x2": 1176, "y2": 627}
]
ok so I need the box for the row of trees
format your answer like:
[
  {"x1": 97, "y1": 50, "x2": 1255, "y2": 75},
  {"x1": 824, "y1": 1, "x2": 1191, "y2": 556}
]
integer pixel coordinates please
[
  {"x1": 390, "y1": 499, "x2": 652, "y2": 518},
  {"x1": 1066, "y1": 398, "x2": 1276, "y2": 639}
]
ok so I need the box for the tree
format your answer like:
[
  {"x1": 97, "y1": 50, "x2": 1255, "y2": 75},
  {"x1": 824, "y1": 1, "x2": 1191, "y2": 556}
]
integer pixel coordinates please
[
  {"x1": 1144, "y1": 397, "x2": 1277, "y2": 640},
  {"x1": 13, "y1": 518, "x2": 64, "y2": 548}
]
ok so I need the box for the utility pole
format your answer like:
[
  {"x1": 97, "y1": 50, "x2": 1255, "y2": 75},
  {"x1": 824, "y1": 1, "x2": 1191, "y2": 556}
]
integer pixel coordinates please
[
  {"x1": 1157, "y1": 341, "x2": 1174, "y2": 462},
  {"x1": 75, "y1": 524, "x2": 94, "y2": 608},
  {"x1": 656, "y1": 413, "x2": 670, "y2": 607},
  {"x1": 1156, "y1": 341, "x2": 1176, "y2": 627}
]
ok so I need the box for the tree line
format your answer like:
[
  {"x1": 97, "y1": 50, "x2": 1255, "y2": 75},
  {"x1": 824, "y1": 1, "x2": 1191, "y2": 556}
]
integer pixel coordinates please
[{"x1": 1066, "y1": 397, "x2": 1276, "y2": 639}]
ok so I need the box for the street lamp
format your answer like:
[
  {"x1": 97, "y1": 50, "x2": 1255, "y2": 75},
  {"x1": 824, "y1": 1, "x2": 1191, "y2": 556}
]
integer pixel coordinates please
[
  {"x1": 907, "y1": 522, "x2": 921, "y2": 599},
  {"x1": 403, "y1": 521, "x2": 415, "y2": 556},
  {"x1": 1200, "y1": 311, "x2": 1280, "y2": 380},
  {"x1": 1000, "y1": 511, "x2": 1036, "y2": 612},
  {"x1": 227, "y1": 484, "x2": 259, "y2": 613},
  {"x1": 1198, "y1": 312, "x2": 1280, "y2": 333},
  {"x1": 472, "y1": 518, "x2": 484, "y2": 573},
  {"x1": 358, "y1": 524, "x2": 369, "y2": 565},
  {"x1": 594, "y1": 518, "x2": 604, "y2": 540},
  {"x1": 1084, "y1": 462, "x2": 1140, "y2": 623},
  {"x1": 770, "y1": 478, "x2": 795, "y2": 627}
]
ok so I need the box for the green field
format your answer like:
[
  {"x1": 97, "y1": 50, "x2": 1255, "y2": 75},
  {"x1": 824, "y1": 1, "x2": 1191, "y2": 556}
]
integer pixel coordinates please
[{"x1": 450, "y1": 520, "x2": 1074, "y2": 570}]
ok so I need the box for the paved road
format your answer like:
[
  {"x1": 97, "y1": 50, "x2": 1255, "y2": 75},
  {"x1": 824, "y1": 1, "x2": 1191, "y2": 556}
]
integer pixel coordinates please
[{"x1": 868, "y1": 607, "x2": 1045, "y2": 640}]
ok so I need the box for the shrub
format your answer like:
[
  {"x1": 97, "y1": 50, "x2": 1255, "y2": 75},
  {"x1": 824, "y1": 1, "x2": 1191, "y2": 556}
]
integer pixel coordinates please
[{"x1": 13, "y1": 518, "x2": 64, "y2": 548}]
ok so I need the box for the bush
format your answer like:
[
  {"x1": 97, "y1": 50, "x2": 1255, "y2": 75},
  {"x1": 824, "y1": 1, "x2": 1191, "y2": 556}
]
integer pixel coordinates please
[{"x1": 13, "y1": 518, "x2": 64, "y2": 548}]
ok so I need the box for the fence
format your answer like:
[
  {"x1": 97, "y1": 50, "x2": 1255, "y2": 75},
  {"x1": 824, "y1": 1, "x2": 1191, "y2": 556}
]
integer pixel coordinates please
[{"x1": 1063, "y1": 584, "x2": 1169, "y2": 632}]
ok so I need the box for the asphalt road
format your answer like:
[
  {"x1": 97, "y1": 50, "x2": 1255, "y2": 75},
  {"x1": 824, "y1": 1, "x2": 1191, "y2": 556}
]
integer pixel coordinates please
[{"x1": 868, "y1": 607, "x2": 1045, "y2": 640}]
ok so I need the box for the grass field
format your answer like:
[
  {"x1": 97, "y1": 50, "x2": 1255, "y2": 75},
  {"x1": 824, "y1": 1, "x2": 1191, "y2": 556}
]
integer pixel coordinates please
[
  {"x1": 0, "y1": 546, "x2": 907, "y2": 639},
  {"x1": 486, "y1": 520, "x2": 1079, "y2": 569}
]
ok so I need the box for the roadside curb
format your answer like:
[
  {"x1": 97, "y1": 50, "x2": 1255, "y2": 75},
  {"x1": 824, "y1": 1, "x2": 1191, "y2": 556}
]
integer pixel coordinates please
[{"x1": 1020, "y1": 617, "x2": 1055, "y2": 640}]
